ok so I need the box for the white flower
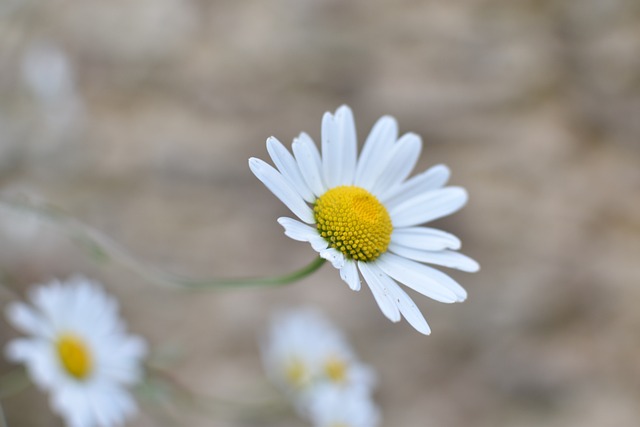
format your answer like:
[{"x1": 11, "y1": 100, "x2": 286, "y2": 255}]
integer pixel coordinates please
[
  {"x1": 4, "y1": 276, "x2": 147, "y2": 427},
  {"x1": 261, "y1": 308, "x2": 375, "y2": 414},
  {"x1": 307, "y1": 385, "x2": 380, "y2": 427},
  {"x1": 250, "y1": 105, "x2": 479, "y2": 335}
]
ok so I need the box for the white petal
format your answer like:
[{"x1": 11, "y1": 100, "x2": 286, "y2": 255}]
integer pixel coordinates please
[
  {"x1": 320, "y1": 248, "x2": 346, "y2": 269},
  {"x1": 9, "y1": 339, "x2": 62, "y2": 388},
  {"x1": 277, "y1": 217, "x2": 319, "y2": 242},
  {"x1": 308, "y1": 385, "x2": 381, "y2": 427},
  {"x1": 388, "y1": 243, "x2": 480, "y2": 272},
  {"x1": 88, "y1": 382, "x2": 137, "y2": 427},
  {"x1": 390, "y1": 226, "x2": 461, "y2": 250},
  {"x1": 376, "y1": 253, "x2": 466, "y2": 303},
  {"x1": 5, "y1": 302, "x2": 52, "y2": 338},
  {"x1": 249, "y1": 158, "x2": 315, "y2": 224},
  {"x1": 89, "y1": 384, "x2": 119, "y2": 427},
  {"x1": 277, "y1": 217, "x2": 328, "y2": 252},
  {"x1": 380, "y1": 164, "x2": 451, "y2": 207},
  {"x1": 321, "y1": 111, "x2": 342, "y2": 188},
  {"x1": 102, "y1": 336, "x2": 148, "y2": 384},
  {"x1": 390, "y1": 187, "x2": 468, "y2": 228},
  {"x1": 292, "y1": 132, "x2": 326, "y2": 197},
  {"x1": 308, "y1": 235, "x2": 330, "y2": 252},
  {"x1": 354, "y1": 115, "x2": 398, "y2": 190},
  {"x1": 370, "y1": 132, "x2": 422, "y2": 196},
  {"x1": 358, "y1": 261, "x2": 401, "y2": 322},
  {"x1": 339, "y1": 260, "x2": 361, "y2": 291},
  {"x1": 266, "y1": 136, "x2": 315, "y2": 203},
  {"x1": 30, "y1": 281, "x2": 67, "y2": 328},
  {"x1": 333, "y1": 105, "x2": 357, "y2": 185},
  {"x1": 52, "y1": 385, "x2": 95, "y2": 427},
  {"x1": 5, "y1": 338, "x2": 36, "y2": 363},
  {"x1": 382, "y1": 272, "x2": 431, "y2": 335}
]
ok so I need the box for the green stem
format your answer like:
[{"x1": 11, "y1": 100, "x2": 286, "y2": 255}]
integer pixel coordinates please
[
  {"x1": 175, "y1": 256, "x2": 326, "y2": 289},
  {"x1": 0, "y1": 196, "x2": 326, "y2": 290}
]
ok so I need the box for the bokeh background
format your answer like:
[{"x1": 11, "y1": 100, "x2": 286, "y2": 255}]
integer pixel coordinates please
[{"x1": 1, "y1": 0, "x2": 639, "y2": 426}]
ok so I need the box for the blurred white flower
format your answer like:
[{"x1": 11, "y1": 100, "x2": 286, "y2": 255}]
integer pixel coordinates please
[
  {"x1": 4, "y1": 276, "x2": 147, "y2": 427},
  {"x1": 261, "y1": 308, "x2": 376, "y2": 416},
  {"x1": 307, "y1": 385, "x2": 380, "y2": 427},
  {"x1": 250, "y1": 105, "x2": 479, "y2": 335}
]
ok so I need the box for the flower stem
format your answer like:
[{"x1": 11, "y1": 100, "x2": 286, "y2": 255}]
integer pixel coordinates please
[
  {"x1": 0, "y1": 196, "x2": 326, "y2": 290},
  {"x1": 174, "y1": 256, "x2": 326, "y2": 289}
]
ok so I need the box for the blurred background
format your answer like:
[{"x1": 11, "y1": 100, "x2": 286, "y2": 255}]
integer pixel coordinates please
[{"x1": 1, "y1": 0, "x2": 639, "y2": 426}]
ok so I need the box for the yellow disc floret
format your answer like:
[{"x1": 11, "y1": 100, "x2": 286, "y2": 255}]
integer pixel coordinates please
[
  {"x1": 324, "y1": 356, "x2": 348, "y2": 383},
  {"x1": 56, "y1": 333, "x2": 93, "y2": 380},
  {"x1": 314, "y1": 186, "x2": 392, "y2": 262},
  {"x1": 285, "y1": 357, "x2": 309, "y2": 388}
]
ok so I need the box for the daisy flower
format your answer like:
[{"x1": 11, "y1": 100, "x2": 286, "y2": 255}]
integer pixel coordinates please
[
  {"x1": 4, "y1": 276, "x2": 147, "y2": 427},
  {"x1": 261, "y1": 308, "x2": 375, "y2": 414},
  {"x1": 249, "y1": 105, "x2": 479, "y2": 335}
]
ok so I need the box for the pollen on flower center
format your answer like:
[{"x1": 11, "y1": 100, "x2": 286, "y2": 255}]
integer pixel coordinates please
[
  {"x1": 314, "y1": 186, "x2": 392, "y2": 262},
  {"x1": 324, "y1": 356, "x2": 348, "y2": 383},
  {"x1": 56, "y1": 333, "x2": 92, "y2": 380},
  {"x1": 285, "y1": 357, "x2": 308, "y2": 388}
]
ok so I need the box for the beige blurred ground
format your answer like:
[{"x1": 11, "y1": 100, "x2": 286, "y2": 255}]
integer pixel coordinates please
[{"x1": 0, "y1": 0, "x2": 639, "y2": 426}]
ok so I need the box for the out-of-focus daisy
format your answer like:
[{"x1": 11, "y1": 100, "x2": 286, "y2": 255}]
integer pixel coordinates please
[
  {"x1": 250, "y1": 105, "x2": 479, "y2": 334},
  {"x1": 4, "y1": 276, "x2": 147, "y2": 427},
  {"x1": 307, "y1": 386, "x2": 380, "y2": 427},
  {"x1": 261, "y1": 308, "x2": 375, "y2": 414}
]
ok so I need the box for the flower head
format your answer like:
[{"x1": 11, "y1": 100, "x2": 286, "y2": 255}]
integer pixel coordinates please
[
  {"x1": 4, "y1": 276, "x2": 147, "y2": 427},
  {"x1": 261, "y1": 308, "x2": 375, "y2": 400},
  {"x1": 261, "y1": 308, "x2": 377, "y2": 422},
  {"x1": 250, "y1": 106, "x2": 479, "y2": 334}
]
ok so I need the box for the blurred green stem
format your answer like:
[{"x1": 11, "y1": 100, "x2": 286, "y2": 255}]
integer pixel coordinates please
[
  {"x1": 176, "y1": 256, "x2": 326, "y2": 289},
  {"x1": 0, "y1": 196, "x2": 326, "y2": 290}
]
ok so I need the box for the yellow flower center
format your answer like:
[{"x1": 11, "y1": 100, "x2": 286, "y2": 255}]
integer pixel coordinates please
[
  {"x1": 324, "y1": 356, "x2": 348, "y2": 383},
  {"x1": 285, "y1": 357, "x2": 308, "y2": 388},
  {"x1": 56, "y1": 334, "x2": 93, "y2": 380},
  {"x1": 314, "y1": 186, "x2": 392, "y2": 262}
]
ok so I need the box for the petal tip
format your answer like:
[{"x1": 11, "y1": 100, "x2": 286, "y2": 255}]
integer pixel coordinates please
[
  {"x1": 456, "y1": 187, "x2": 469, "y2": 204},
  {"x1": 335, "y1": 104, "x2": 354, "y2": 119},
  {"x1": 265, "y1": 136, "x2": 280, "y2": 148},
  {"x1": 467, "y1": 261, "x2": 480, "y2": 273},
  {"x1": 248, "y1": 157, "x2": 261, "y2": 168}
]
